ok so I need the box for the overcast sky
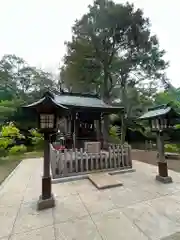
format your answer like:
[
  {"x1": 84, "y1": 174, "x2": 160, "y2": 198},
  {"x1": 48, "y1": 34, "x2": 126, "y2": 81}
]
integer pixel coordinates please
[{"x1": 0, "y1": 0, "x2": 179, "y2": 86}]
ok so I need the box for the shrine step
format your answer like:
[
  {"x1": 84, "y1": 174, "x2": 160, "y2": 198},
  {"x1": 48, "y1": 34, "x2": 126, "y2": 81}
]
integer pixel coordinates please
[{"x1": 88, "y1": 173, "x2": 123, "y2": 190}]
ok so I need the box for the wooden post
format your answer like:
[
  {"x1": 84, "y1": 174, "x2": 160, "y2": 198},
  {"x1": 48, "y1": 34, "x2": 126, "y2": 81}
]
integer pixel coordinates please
[
  {"x1": 73, "y1": 114, "x2": 76, "y2": 149},
  {"x1": 102, "y1": 113, "x2": 109, "y2": 149},
  {"x1": 95, "y1": 118, "x2": 101, "y2": 141},
  {"x1": 37, "y1": 133, "x2": 55, "y2": 210},
  {"x1": 156, "y1": 131, "x2": 172, "y2": 183},
  {"x1": 99, "y1": 115, "x2": 103, "y2": 148},
  {"x1": 68, "y1": 115, "x2": 71, "y2": 133}
]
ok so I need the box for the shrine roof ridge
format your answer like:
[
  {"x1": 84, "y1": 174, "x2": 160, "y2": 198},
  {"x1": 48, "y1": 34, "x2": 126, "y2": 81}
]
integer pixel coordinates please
[
  {"x1": 24, "y1": 90, "x2": 124, "y2": 113},
  {"x1": 57, "y1": 91, "x2": 100, "y2": 99},
  {"x1": 148, "y1": 104, "x2": 171, "y2": 111},
  {"x1": 44, "y1": 90, "x2": 99, "y2": 99},
  {"x1": 139, "y1": 103, "x2": 180, "y2": 120}
]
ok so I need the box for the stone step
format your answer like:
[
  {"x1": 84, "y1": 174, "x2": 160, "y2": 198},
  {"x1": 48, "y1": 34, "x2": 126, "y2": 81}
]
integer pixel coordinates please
[{"x1": 88, "y1": 173, "x2": 123, "y2": 190}]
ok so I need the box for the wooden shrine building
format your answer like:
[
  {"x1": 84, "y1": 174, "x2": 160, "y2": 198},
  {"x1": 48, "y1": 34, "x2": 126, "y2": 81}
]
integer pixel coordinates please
[{"x1": 25, "y1": 91, "x2": 123, "y2": 149}]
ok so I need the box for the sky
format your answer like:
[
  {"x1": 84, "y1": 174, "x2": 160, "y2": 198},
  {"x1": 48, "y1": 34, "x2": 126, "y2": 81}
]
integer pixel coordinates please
[{"x1": 0, "y1": 0, "x2": 179, "y2": 86}]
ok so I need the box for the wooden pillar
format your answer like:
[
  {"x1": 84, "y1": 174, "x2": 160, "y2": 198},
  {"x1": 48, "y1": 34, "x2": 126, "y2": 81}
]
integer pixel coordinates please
[
  {"x1": 102, "y1": 113, "x2": 109, "y2": 149},
  {"x1": 64, "y1": 117, "x2": 67, "y2": 133},
  {"x1": 66, "y1": 115, "x2": 71, "y2": 133},
  {"x1": 156, "y1": 130, "x2": 172, "y2": 183},
  {"x1": 37, "y1": 133, "x2": 55, "y2": 210},
  {"x1": 73, "y1": 117, "x2": 76, "y2": 149},
  {"x1": 73, "y1": 113, "x2": 78, "y2": 149},
  {"x1": 42, "y1": 133, "x2": 51, "y2": 197},
  {"x1": 95, "y1": 117, "x2": 101, "y2": 141},
  {"x1": 68, "y1": 115, "x2": 71, "y2": 133}
]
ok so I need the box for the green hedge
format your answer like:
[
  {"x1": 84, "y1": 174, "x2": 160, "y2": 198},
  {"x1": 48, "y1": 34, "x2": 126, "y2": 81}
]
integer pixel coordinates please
[{"x1": 165, "y1": 144, "x2": 180, "y2": 153}]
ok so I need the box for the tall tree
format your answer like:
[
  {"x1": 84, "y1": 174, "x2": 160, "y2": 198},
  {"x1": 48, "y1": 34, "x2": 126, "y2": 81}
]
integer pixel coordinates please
[
  {"x1": 154, "y1": 87, "x2": 180, "y2": 112},
  {"x1": 0, "y1": 54, "x2": 58, "y2": 126},
  {"x1": 61, "y1": 0, "x2": 168, "y2": 143},
  {"x1": 0, "y1": 54, "x2": 58, "y2": 101}
]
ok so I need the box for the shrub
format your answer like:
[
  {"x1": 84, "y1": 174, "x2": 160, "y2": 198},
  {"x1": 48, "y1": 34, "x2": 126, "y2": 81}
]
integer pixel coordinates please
[
  {"x1": 8, "y1": 144, "x2": 27, "y2": 155},
  {"x1": 29, "y1": 129, "x2": 44, "y2": 150},
  {"x1": 165, "y1": 144, "x2": 180, "y2": 153},
  {"x1": 1, "y1": 123, "x2": 24, "y2": 139},
  {"x1": 0, "y1": 123, "x2": 26, "y2": 157},
  {"x1": 0, "y1": 137, "x2": 13, "y2": 157},
  {"x1": 109, "y1": 125, "x2": 121, "y2": 143}
]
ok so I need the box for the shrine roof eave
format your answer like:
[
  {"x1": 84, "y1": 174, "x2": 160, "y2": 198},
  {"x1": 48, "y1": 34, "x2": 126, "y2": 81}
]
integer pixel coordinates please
[
  {"x1": 52, "y1": 92, "x2": 123, "y2": 112},
  {"x1": 23, "y1": 91, "x2": 123, "y2": 113},
  {"x1": 62, "y1": 105, "x2": 123, "y2": 113},
  {"x1": 23, "y1": 96, "x2": 68, "y2": 110},
  {"x1": 139, "y1": 105, "x2": 180, "y2": 120}
]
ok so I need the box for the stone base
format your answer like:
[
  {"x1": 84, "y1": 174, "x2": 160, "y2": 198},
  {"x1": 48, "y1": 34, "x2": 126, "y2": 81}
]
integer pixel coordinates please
[
  {"x1": 89, "y1": 173, "x2": 123, "y2": 190},
  {"x1": 37, "y1": 194, "x2": 55, "y2": 211},
  {"x1": 156, "y1": 175, "x2": 173, "y2": 184}
]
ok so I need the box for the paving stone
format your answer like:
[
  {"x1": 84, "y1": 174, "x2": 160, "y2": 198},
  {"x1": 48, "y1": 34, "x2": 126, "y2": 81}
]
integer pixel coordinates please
[
  {"x1": 92, "y1": 208, "x2": 148, "y2": 240},
  {"x1": 161, "y1": 232, "x2": 180, "y2": 240},
  {"x1": 123, "y1": 201, "x2": 180, "y2": 239},
  {"x1": 0, "y1": 205, "x2": 18, "y2": 238},
  {"x1": 52, "y1": 182, "x2": 77, "y2": 198},
  {"x1": 55, "y1": 215, "x2": 102, "y2": 240},
  {"x1": 10, "y1": 225, "x2": 56, "y2": 240},
  {"x1": 23, "y1": 187, "x2": 41, "y2": 203},
  {"x1": 170, "y1": 191, "x2": 180, "y2": 202},
  {"x1": 71, "y1": 179, "x2": 97, "y2": 193},
  {"x1": 147, "y1": 195, "x2": 180, "y2": 223},
  {"x1": 0, "y1": 192, "x2": 23, "y2": 207},
  {"x1": 52, "y1": 194, "x2": 89, "y2": 224},
  {"x1": 106, "y1": 184, "x2": 159, "y2": 209},
  {"x1": 88, "y1": 173, "x2": 123, "y2": 189},
  {"x1": 3, "y1": 158, "x2": 180, "y2": 240},
  {"x1": 12, "y1": 201, "x2": 54, "y2": 234},
  {"x1": 79, "y1": 189, "x2": 116, "y2": 214}
]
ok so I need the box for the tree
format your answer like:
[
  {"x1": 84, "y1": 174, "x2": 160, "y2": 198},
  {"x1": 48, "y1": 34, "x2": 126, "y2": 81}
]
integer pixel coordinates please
[
  {"x1": 0, "y1": 54, "x2": 58, "y2": 102},
  {"x1": 0, "y1": 54, "x2": 59, "y2": 127},
  {"x1": 61, "y1": 0, "x2": 168, "y2": 143},
  {"x1": 154, "y1": 87, "x2": 180, "y2": 112},
  {"x1": 60, "y1": 39, "x2": 101, "y2": 92},
  {"x1": 0, "y1": 100, "x2": 22, "y2": 123}
]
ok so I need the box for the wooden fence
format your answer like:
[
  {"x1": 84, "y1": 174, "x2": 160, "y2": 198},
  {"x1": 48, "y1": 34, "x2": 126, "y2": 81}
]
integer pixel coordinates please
[{"x1": 50, "y1": 144, "x2": 132, "y2": 179}]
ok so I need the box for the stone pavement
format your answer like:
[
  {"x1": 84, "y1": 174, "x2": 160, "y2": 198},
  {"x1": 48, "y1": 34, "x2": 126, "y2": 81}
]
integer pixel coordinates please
[{"x1": 2, "y1": 159, "x2": 180, "y2": 239}]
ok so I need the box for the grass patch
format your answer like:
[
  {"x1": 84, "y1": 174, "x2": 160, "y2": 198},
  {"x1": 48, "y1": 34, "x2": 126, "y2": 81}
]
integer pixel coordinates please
[{"x1": 0, "y1": 151, "x2": 43, "y2": 185}]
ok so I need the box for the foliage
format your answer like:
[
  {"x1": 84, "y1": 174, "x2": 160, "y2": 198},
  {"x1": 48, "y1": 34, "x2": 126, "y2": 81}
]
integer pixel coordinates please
[
  {"x1": 154, "y1": 88, "x2": 180, "y2": 113},
  {"x1": 0, "y1": 138, "x2": 12, "y2": 157},
  {"x1": 29, "y1": 129, "x2": 44, "y2": 149},
  {"x1": 61, "y1": 0, "x2": 167, "y2": 96},
  {"x1": 175, "y1": 124, "x2": 180, "y2": 129},
  {"x1": 0, "y1": 3, "x2": 177, "y2": 146},
  {"x1": 60, "y1": 0, "x2": 168, "y2": 143},
  {"x1": 0, "y1": 54, "x2": 60, "y2": 126},
  {"x1": 109, "y1": 125, "x2": 120, "y2": 143},
  {"x1": 8, "y1": 145, "x2": 27, "y2": 155},
  {"x1": 0, "y1": 123, "x2": 25, "y2": 157},
  {"x1": 1, "y1": 123, "x2": 24, "y2": 138},
  {"x1": 164, "y1": 144, "x2": 180, "y2": 153},
  {"x1": 0, "y1": 54, "x2": 58, "y2": 98}
]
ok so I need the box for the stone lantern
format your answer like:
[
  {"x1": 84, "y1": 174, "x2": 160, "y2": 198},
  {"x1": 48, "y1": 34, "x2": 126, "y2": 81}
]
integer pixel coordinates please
[
  {"x1": 139, "y1": 104, "x2": 180, "y2": 184},
  {"x1": 24, "y1": 92, "x2": 68, "y2": 210}
]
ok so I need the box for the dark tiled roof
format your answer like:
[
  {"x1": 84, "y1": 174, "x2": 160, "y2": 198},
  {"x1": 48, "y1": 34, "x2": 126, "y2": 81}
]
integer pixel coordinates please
[
  {"x1": 139, "y1": 104, "x2": 180, "y2": 120},
  {"x1": 25, "y1": 91, "x2": 123, "y2": 112},
  {"x1": 139, "y1": 107, "x2": 171, "y2": 119}
]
